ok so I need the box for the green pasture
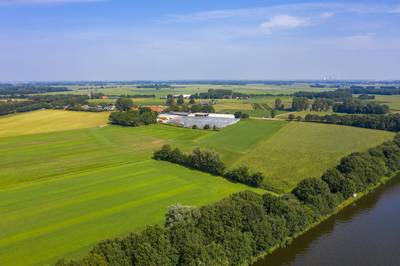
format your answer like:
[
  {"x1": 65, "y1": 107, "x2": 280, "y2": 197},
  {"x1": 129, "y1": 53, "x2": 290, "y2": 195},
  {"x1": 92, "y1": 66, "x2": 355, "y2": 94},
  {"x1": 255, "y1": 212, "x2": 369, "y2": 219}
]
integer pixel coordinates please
[
  {"x1": 0, "y1": 110, "x2": 109, "y2": 138},
  {"x1": 0, "y1": 112, "x2": 394, "y2": 265},
  {"x1": 44, "y1": 83, "x2": 335, "y2": 98},
  {"x1": 373, "y1": 95, "x2": 400, "y2": 112},
  {"x1": 0, "y1": 124, "x2": 262, "y2": 265},
  {"x1": 237, "y1": 121, "x2": 394, "y2": 191}
]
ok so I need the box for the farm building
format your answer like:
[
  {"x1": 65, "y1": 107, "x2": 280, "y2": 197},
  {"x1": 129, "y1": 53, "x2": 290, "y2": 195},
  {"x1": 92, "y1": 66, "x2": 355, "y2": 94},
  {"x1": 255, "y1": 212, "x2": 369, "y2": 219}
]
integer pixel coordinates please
[{"x1": 158, "y1": 112, "x2": 238, "y2": 129}]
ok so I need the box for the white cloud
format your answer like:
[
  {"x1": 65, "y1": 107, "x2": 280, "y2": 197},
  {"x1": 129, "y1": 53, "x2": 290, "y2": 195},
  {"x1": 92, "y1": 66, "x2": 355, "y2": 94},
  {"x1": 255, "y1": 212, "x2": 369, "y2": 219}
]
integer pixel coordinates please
[
  {"x1": 0, "y1": 0, "x2": 103, "y2": 5},
  {"x1": 261, "y1": 15, "x2": 311, "y2": 32},
  {"x1": 320, "y1": 12, "x2": 335, "y2": 18}
]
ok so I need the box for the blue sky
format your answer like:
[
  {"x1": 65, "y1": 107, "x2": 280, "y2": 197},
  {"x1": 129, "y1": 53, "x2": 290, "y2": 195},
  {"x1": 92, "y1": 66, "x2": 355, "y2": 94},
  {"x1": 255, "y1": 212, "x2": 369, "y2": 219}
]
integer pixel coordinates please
[{"x1": 0, "y1": 0, "x2": 399, "y2": 81}]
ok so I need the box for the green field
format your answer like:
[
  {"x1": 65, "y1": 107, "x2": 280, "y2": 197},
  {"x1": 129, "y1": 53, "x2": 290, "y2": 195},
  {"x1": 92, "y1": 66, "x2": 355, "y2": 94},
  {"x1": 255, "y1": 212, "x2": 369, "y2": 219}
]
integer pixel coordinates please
[
  {"x1": 0, "y1": 111, "x2": 394, "y2": 265},
  {"x1": 237, "y1": 122, "x2": 394, "y2": 191},
  {"x1": 373, "y1": 95, "x2": 400, "y2": 112},
  {"x1": 0, "y1": 124, "x2": 264, "y2": 265},
  {"x1": 45, "y1": 83, "x2": 335, "y2": 98},
  {"x1": 0, "y1": 110, "x2": 109, "y2": 138}
]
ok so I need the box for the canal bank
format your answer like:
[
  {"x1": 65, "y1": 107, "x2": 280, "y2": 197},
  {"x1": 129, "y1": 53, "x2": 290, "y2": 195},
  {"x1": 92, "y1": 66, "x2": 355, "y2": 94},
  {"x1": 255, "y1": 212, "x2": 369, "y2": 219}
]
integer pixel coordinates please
[{"x1": 254, "y1": 174, "x2": 400, "y2": 266}]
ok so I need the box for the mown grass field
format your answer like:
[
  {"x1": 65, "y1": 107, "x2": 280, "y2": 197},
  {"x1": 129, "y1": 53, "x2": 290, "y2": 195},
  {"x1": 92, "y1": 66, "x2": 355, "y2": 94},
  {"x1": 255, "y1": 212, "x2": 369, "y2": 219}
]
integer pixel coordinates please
[
  {"x1": 0, "y1": 123, "x2": 263, "y2": 265},
  {"x1": 0, "y1": 110, "x2": 109, "y2": 138},
  {"x1": 0, "y1": 111, "x2": 394, "y2": 265},
  {"x1": 236, "y1": 122, "x2": 394, "y2": 191}
]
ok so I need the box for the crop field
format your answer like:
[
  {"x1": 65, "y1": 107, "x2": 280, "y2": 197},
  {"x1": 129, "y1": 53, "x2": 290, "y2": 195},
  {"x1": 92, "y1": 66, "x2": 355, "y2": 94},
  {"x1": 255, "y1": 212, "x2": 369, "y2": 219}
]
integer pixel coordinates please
[
  {"x1": 0, "y1": 113, "x2": 393, "y2": 265},
  {"x1": 236, "y1": 122, "x2": 394, "y2": 191},
  {"x1": 373, "y1": 95, "x2": 400, "y2": 112},
  {"x1": 0, "y1": 124, "x2": 262, "y2": 265},
  {"x1": 44, "y1": 83, "x2": 335, "y2": 98},
  {"x1": 0, "y1": 110, "x2": 109, "y2": 138}
]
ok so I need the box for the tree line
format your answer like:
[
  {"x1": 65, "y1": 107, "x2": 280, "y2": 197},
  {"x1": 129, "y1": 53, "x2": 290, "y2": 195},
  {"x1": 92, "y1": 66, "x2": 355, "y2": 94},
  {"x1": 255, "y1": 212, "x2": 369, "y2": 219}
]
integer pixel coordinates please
[
  {"x1": 153, "y1": 145, "x2": 264, "y2": 187},
  {"x1": 332, "y1": 98, "x2": 389, "y2": 114},
  {"x1": 304, "y1": 113, "x2": 400, "y2": 132},
  {"x1": 0, "y1": 84, "x2": 70, "y2": 96},
  {"x1": 56, "y1": 134, "x2": 400, "y2": 266},
  {"x1": 0, "y1": 95, "x2": 89, "y2": 116},
  {"x1": 165, "y1": 95, "x2": 216, "y2": 113},
  {"x1": 281, "y1": 97, "x2": 388, "y2": 115},
  {"x1": 350, "y1": 86, "x2": 400, "y2": 95},
  {"x1": 293, "y1": 89, "x2": 352, "y2": 100}
]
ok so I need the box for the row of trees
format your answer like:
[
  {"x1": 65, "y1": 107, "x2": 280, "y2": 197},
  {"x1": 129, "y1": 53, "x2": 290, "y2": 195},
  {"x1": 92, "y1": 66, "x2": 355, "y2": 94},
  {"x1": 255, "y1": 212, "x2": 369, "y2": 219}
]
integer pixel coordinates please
[
  {"x1": 332, "y1": 99, "x2": 389, "y2": 114},
  {"x1": 0, "y1": 85, "x2": 70, "y2": 96},
  {"x1": 293, "y1": 89, "x2": 352, "y2": 100},
  {"x1": 0, "y1": 95, "x2": 90, "y2": 116},
  {"x1": 350, "y1": 86, "x2": 400, "y2": 95},
  {"x1": 153, "y1": 145, "x2": 264, "y2": 187},
  {"x1": 304, "y1": 113, "x2": 400, "y2": 132},
  {"x1": 57, "y1": 134, "x2": 400, "y2": 266}
]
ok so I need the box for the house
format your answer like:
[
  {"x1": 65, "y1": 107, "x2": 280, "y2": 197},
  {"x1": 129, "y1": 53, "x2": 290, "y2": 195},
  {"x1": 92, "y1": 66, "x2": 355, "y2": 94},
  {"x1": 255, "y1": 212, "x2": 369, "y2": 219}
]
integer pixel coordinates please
[{"x1": 144, "y1": 106, "x2": 164, "y2": 113}]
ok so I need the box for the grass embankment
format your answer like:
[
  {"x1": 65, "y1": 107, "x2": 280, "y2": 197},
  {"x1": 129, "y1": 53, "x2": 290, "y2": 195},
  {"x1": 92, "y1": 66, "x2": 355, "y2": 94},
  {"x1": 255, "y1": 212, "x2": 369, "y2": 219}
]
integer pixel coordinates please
[{"x1": 0, "y1": 110, "x2": 109, "y2": 138}]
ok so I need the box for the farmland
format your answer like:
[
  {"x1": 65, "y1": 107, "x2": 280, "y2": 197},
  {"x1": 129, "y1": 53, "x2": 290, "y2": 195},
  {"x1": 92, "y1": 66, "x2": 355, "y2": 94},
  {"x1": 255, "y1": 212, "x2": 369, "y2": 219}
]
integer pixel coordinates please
[
  {"x1": 0, "y1": 110, "x2": 109, "y2": 138},
  {"x1": 0, "y1": 109, "x2": 395, "y2": 265}
]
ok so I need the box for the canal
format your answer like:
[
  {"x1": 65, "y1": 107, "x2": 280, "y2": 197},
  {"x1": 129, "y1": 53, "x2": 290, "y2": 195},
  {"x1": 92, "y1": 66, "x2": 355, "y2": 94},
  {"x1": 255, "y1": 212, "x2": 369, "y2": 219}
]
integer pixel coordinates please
[{"x1": 254, "y1": 175, "x2": 400, "y2": 266}]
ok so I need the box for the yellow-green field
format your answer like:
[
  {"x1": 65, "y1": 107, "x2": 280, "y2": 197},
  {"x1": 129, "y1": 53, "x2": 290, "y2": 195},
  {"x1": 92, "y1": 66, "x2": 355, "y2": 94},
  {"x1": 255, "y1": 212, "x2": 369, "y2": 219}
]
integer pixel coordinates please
[
  {"x1": 0, "y1": 110, "x2": 394, "y2": 265},
  {"x1": 373, "y1": 95, "x2": 400, "y2": 112},
  {"x1": 0, "y1": 110, "x2": 109, "y2": 138},
  {"x1": 237, "y1": 122, "x2": 394, "y2": 191}
]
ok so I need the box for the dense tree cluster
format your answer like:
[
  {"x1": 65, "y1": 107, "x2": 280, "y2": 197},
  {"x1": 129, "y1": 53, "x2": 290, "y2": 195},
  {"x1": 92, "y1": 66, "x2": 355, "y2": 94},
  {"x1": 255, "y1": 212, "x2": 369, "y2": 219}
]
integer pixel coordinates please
[
  {"x1": 332, "y1": 98, "x2": 389, "y2": 114},
  {"x1": 115, "y1": 98, "x2": 134, "y2": 111},
  {"x1": 293, "y1": 89, "x2": 352, "y2": 100},
  {"x1": 153, "y1": 145, "x2": 264, "y2": 187},
  {"x1": 350, "y1": 86, "x2": 400, "y2": 95},
  {"x1": 311, "y1": 99, "x2": 333, "y2": 112},
  {"x1": 274, "y1": 98, "x2": 285, "y2": 110},
  {"x1": 109, "y1": 108, "x2": 157, "y2": 127},
  {"x1": 137, "y1": 84, "x2": 171, "y2": 89},
  {"x1": 192, "y1": 89, "x2": 285, "y2": 100},
  {"x1": 0, "y1": 84, "x2": 70, "y2": 96},
  {"x1": 0, "y1": 101, "x2": 49, "y2": 116},
  {"x1": 291, "y1": 97, "x2": 310, "y2": 111},
  {"x1": 153, "y1": 145, "x2": 225, "y2": 176},
  {"x1": 165, "y1": 95, "x2": 215, "y2": 113},
  {"x1": 304, "y1": 113, "x2": 400, "y2": 132},
  {"x1": 225, "y1": 166, "x2": 265, "y2": 187},
  {"x1": 56, "y1": 134, "x2": 400, "y2": 266},
  {"x1": 0, "y1": 95, "x2": 89, "y2": 116}
]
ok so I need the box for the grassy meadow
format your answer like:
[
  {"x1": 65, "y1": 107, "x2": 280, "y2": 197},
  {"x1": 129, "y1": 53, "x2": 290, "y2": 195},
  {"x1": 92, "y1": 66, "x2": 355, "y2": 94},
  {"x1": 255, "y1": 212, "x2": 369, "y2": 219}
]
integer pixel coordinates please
[
  {"x1": 0, "y1": 109, "x2": 394, "y2": 265},
  {"x1": 237, "y1": 122, "x2": 394, "y2": 191},
  {"x1": 0, "y1": 110, "x2": 109, "y2": 138}
]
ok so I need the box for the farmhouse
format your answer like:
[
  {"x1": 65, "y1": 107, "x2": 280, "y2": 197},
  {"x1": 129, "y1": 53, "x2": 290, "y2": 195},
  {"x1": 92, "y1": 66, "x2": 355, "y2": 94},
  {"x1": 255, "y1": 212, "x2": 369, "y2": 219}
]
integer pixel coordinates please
[{"x1": 158, "y1": 112, "x2": 238, "y2": 129}]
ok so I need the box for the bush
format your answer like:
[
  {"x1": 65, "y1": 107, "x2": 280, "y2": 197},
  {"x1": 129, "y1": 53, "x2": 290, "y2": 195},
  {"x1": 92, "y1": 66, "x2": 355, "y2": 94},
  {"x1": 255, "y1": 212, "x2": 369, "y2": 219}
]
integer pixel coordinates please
[{"x1": 225, "y1": 166, "x2": 264, "y2": 187}]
